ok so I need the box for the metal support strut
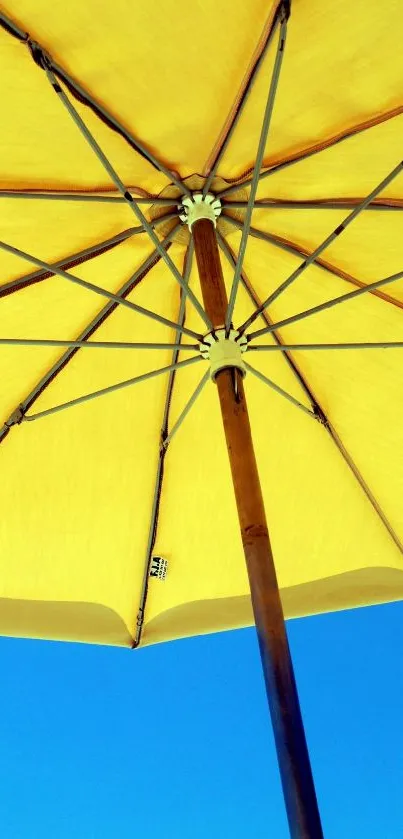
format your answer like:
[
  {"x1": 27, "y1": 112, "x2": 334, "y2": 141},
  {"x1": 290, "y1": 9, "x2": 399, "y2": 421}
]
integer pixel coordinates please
[{"x1": 192, "y1": 217, "x2": 324, "y2": 839}]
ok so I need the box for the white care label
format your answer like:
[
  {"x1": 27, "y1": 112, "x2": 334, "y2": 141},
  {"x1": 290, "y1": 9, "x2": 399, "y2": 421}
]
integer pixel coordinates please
[{"x1": 150, "y1": 556, "x2": 168, "y2": 580}]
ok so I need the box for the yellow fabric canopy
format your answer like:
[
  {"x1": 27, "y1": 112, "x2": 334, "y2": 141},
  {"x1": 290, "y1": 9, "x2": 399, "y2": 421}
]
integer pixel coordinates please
[{"x1": 0, "y1": 0, "x2": 402, "y2": 647}]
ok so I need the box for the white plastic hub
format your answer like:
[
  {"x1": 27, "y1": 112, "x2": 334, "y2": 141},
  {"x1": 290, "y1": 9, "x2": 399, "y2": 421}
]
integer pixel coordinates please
[
  {"x1": 179, "y1": 193, "x2": 222, "y2": 229},
  {"x1": 200, "y1": 329, "x2": 247, "y2": 380}
]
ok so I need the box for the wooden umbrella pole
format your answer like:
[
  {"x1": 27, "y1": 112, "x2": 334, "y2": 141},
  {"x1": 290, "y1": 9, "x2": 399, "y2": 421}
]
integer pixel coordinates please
[{"x1": 193, "y1": 218, "x2": 324, "y2": 839}]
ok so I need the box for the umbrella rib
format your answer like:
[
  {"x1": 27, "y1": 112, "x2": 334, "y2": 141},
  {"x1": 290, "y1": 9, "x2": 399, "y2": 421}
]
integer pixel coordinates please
[
  {"x1": 0, "y1": 236, "x2": 202, "y2": 342},
  {"x1": 0, "y1": 338, "x2": 199, "y2": 351},
  {"x1": 0, "y1": 190, "x2": 178, "y2": 206},
  {"x1": 217, "y1": 230, "x2": 315, "y2": 405},
  {"x1": 254, "y1": 358, "x2": 403, "y2": 554},
  {"x1": 0, "y1": 231, "x2": 178, "y2": 445},
  {"x1": 202, "y1": 0, "x2": 287, "y2": 196},
  {"x1": 0, "y1": 9, "x2": 26, "y2": 39},
  {"x1": 327, "y1": 425, "x2": 403, "y2": 554},
  {"x1": 217, "y1": 235, "x2": 403, "y2": 555},
  {"x1": 134, "y1": 243, "x2": 195, "y2": 647},
  {"x1": 22, "y1": 356, "x2": 201, "y2": 422},
  {"x1": 218, "y1": 104, "x2": 403, "y2": 199},
  {"x1": 223, "y1": 214, "x2": 403, "y2": 312},
  {"x1": 223, "y1": 198, "x2": 403, "y2": 211},
  {"x1": 249, "y1": 342, "x2": 403, "y2": 351},
  {"x1": 239, "y1": 159, "x2": 403, "y2": 333},
  {"x1": 162, "y1": 368, "x2": 210, "y2": 449},
  {"x1": 248, "y1": 268, "x2": 403, "y2": 341},
  {"x1": 244, "y1": 362, "x2": 316, "y2": 419},
  {"x1": 41, "y1": 67, "x2": 211, "y2": 331},
  {"x1": 0, "y1": 11, "x2": 189, "y2": 195},
  {"x1": 225, "y1": 10, "x2": 288, "y2": 333},
  {"x1": 0, "y1": 226, "x2": 138, "y2": 299}
]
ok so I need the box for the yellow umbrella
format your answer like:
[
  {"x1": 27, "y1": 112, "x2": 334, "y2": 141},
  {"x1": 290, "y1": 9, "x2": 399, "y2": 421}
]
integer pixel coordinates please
[{"x1": 1, "y1": 1, "x2": 402, "y2": 835}]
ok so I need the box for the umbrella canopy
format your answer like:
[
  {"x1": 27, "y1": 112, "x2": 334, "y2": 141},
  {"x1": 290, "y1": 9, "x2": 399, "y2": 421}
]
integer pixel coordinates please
[{"x1": 1, "y1": 0, "x2": 402, "y2": 649}]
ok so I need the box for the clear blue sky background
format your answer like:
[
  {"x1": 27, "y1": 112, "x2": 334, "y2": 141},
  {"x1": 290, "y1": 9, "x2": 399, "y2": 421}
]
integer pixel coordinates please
[{"x1": 0, "y1": 601, "x2": 402, "y2": 838}]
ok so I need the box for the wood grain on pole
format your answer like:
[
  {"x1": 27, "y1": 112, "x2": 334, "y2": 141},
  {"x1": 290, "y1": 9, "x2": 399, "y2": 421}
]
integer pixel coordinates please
[{"x1": 193, "y1": 217, "x2": 323, "y2": 839}]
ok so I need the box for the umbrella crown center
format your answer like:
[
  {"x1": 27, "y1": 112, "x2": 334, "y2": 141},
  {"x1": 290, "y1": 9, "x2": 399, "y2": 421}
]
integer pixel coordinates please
[
  {"x1": 200, "y1": 329, "x2": 247, "y2": 380},
  {"x1": 179, "y1": 193, "x2": 222, "y2": 229}
]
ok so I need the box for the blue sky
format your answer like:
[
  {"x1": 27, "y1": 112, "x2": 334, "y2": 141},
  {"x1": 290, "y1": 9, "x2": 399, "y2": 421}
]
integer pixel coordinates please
[{"x1": 0, "y1": 601, "x2": 402, "y2": 838}]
